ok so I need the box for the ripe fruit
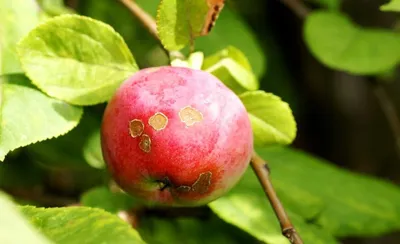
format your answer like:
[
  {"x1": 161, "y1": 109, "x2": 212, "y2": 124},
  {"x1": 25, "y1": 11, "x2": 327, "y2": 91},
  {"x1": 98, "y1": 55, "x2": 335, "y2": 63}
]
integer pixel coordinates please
[{"x1": 101, "y1": 66, "x2": 253, "y2": 206}]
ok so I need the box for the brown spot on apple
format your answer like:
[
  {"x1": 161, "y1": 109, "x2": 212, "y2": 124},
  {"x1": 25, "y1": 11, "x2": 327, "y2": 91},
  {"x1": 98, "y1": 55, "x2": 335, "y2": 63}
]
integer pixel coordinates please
[
  {"x1": 149, "y1": 112, "x2": 168, "y2": 131},
  {"x1": 179, "y1": 106, "x2": 203, "y2": 126},
  {"x1": 176, "y1": 185, "x2": 191, "y2": 192},
  {"x1": 191, "y1": 172, "x2": 212, "y2": 194},
  {"x1": 129, "y1": 119, "x2": 144, "y2": 138},
  {"x1": 139, "y1": 134, "x2": 151, "y2": 153}
]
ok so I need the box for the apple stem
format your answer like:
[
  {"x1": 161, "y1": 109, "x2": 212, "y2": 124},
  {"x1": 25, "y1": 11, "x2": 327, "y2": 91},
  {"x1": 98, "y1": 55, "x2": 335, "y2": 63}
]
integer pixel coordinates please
[
  {"x1": 251, "y1": 151, "x2": 303, "y2": 244},
  {"x1": 119, "y1": 1, "x2": 303, "y2": 243}
]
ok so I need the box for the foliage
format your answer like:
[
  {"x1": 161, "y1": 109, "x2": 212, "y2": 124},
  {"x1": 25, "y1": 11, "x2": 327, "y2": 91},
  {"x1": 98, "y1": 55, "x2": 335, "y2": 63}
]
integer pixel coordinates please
[
  {"x1": 304, "y1": 11, "x2": 400, "y2": 75},
  {"x1": 1, "y1": 0, "x2": 400, "y2": 243}
]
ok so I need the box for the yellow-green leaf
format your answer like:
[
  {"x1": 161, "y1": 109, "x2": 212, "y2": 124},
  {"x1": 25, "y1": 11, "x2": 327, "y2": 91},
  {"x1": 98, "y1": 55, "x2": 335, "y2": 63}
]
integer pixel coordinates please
[
  {"x1": 239, "y1": 91, "x2": 297, "y2": 146},
  {"x1": 304, "y1": 11, "x2": 400, "y2": 75},
  {"x1": 0, "y1": 76, "x2": 82, "y2": 161},
  {"x1": 17, "y1": 14, "x2": 138, "y2": 105},
  {"x1": 203, "y1": 46, "x2": 258, "y2": 94}
]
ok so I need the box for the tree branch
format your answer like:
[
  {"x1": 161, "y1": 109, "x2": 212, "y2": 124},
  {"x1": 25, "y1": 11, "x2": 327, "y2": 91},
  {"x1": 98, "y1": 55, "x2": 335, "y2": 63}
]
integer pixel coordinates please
[
  {"x1": 251, "y1": 152, "x2": 303, "y2": 244},
  {"x1": 120, "y1": 1, "x2": 303, "y2": 243},
  {"x1": 118, "y1": 0, "x2": 185, "y2": 61},
  {"x1": 119, "y1": 0, "x2": 158, "y2": 39}
]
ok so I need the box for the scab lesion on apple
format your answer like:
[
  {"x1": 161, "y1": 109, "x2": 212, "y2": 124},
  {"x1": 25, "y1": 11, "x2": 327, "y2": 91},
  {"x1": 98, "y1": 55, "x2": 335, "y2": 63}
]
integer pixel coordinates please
[
  {"x1": 139, "y1": 134, "x2": 151, "y2": 153},
  {"x1": 129, "y1": 119, "x2": 144, "y2": 138},
  {"x1": 191, "y1": 171, "x2": 212, "y2": 194},
  {"x1": 178, "y1": 106, "x2": 203, "y2": 127},
  {"x1": 148, "y1": 112, "x2": 168, "y2": 131},
  {"x1": 158, "y1": 171, "x2": 213, "y2": 195}
]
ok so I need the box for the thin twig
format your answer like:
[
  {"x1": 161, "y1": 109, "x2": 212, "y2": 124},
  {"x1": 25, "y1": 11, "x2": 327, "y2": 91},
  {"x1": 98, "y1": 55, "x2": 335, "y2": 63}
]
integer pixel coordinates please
[
  {"x1": 251, "y1": 152, "x2": 303, "y2": 244},
  {"x1": 118, "y1": 0, "x2": 158, "y2": 39},
  {"x1": 371, "y1": 83, "x2": 400, "y2": 159},
  {"x1": 279, "y1": 0, "x2": 311, "y2": 19},
  {"x1": 118, "y1": 0, "x2": 185, "y2": 61},
  {"x1": 119, "y1": 1, "x2": 303, "y2": 243}
]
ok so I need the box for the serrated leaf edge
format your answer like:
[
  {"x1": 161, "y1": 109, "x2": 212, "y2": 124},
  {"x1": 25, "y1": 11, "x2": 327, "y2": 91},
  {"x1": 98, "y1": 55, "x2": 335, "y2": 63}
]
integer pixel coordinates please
[
  {"x1": 0, "y1": 83, "x2": 83, "y2": 162},
  {"x1": 16, "y1": 14, "x2": 137, "y2": 106}
]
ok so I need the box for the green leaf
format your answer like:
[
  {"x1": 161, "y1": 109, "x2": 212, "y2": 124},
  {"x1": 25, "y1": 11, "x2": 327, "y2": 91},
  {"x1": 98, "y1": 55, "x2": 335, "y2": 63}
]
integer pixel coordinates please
[
  {"x1": 79, "y1": 0, "x2": 169, "y2": 69},
  {"x1": 0, "y1": 76, "x2": 83, "y2": 161},
  {"x1": 138, "y1": 214, "x2": 258, "y2": 244},
  {"x1": 170, "y1": 51, "x2": 204, "y2": 69},
  {"x1": 37, "y1": 0, "x2": 75, "y2": 16},
  {"x1": 258, "y1": 146, "x2": 400, "y2": 236},
  {"x1": 17, "y1": 14, "x2": 138, "y2": 106},
  {"x1": 209, "y1": 167, "x2": 338, "y2": 244},
  {"x1": 20, "y1": 206, "x2": 146, "y2": 244},
  {"x1": 0, "y1": 191, "x2": 52, "y2": 244},
  {"x1": 83, "y1": 128, "x2": 105, "y2": 169},
  {"x1": 156, "y1": 0, "x2": 209, "y2": 51},
  {"x1": 304, "y1": 11, "x2": 400, "y2": 75},
  {"x1": 81, "y1": 187, "x2": 137, "y2": 214},
  {"x1": 203, "y1": 46, "x2": 258, "y2": 94},
  {"x1": 380, "y1": 0, "x2": 400, "y2": 11},
  {"x1": 0, "y1": 0, "x2": 40, "y2": 74},
  {"x1": 239, "y1": 91, "x2": 297, "y2": 146},
  {"x1": 194, "y1": 7, "x2": 266, "y2": 77}
]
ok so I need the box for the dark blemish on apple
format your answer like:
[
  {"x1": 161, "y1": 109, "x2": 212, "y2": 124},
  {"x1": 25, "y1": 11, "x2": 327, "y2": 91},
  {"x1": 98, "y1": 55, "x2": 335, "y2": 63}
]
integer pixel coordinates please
[
  {"x1": 156, "y1": 177, "x2": 171, "y2": 191},
  {"x1": 129, "y1": 119, "x2": 144, "y2": 138},
  {"x1": 179, "y1": 106, "x2": 203, "y2": 126},
  {"x1": 149, "y1": 112, "x2": 168, "y2": 131},
  {"x1": 191, "y1": 171, "x2": 212, "y2": 194},
  {"x1": 139, "y1": 134, "x2": 151, "y2": 153},
  {"x1": 176, "y1": 185, "x2": 191, "y2": 192}
]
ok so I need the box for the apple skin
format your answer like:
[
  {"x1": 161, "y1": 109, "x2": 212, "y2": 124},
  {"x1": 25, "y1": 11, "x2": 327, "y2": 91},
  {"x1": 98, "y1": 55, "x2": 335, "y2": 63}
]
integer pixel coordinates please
[{"x1": 101, "y1": 66, "x2": 253, "y2": 206}]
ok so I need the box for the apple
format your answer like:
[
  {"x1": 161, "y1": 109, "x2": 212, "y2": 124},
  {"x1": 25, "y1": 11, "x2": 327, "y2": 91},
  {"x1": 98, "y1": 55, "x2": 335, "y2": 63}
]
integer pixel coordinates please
[{"x1": 101, "y1": 66, "x2": 253, "y2": 206}]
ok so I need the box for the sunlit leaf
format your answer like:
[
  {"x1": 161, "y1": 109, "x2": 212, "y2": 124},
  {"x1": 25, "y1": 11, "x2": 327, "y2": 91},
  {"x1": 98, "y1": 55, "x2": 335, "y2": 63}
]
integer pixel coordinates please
[
  {"x1": 156, "y1": 0, "x2": 209, "y2": 50},
  {"x1": 203, "y1": 46, "x2": 258, "y2": 94},
  {"x1": 20, "y1": 206, "x2": 146, "y2": 244},
  {"x1": 0, "y1": 191, "x2": 51, "y2": 244},
  {"x1": 195, "y1": 7, "x2": 266, "y2": 77},
  {"x1": 304, "y1": 11, "x2": 400, "y2": 74},
  {"x1": 380, "y1": 0, "x2": 400, "y2": 11},
  {"x1": 0, "y1": 76, "x2": 82, "y2": 161},
  {"x1": 17, "y1": 14, "x2": 138, "y2": 105},
  {"x1": 0, "y1": 0, "x2": 40, "y2": 74},
  {"x1": 239, "y1": 91, "x2": 297, "y2": 146}
]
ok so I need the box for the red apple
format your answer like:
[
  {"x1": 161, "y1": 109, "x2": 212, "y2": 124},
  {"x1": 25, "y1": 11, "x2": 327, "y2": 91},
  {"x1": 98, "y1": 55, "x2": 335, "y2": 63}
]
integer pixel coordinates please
[{"x1": 101, "y1": 66, "x2": 253, "y2": 206}]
